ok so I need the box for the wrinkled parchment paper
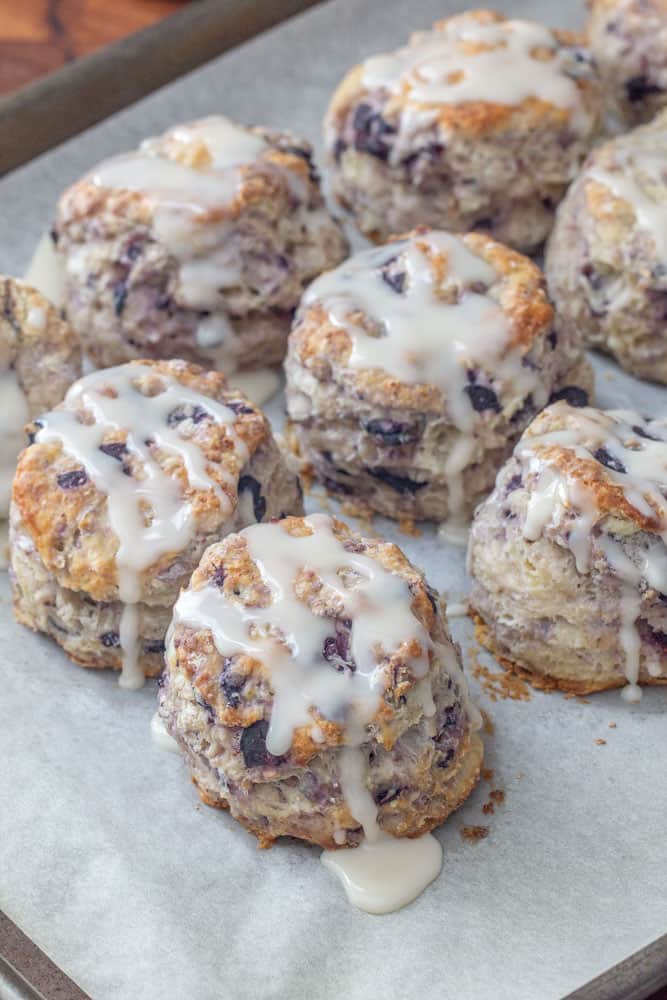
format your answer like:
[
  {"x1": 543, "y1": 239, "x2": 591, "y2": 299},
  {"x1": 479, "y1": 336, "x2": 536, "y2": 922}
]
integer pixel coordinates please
[{"x1": 0, "y1": 2, "x2": 665, "y2": 998}]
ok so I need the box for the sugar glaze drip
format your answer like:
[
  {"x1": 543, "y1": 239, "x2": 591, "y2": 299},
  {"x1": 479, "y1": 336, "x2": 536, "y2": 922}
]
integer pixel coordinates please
[
  {"x1": 362, "y1": 18, "x2": 587, "y2": 137},
  {"x1": 35, "y1": 363, "x2": 246, "y2": 688},
  {"x1": 172, "y1": 513, "x2": 459, "y2": 912},
  {"x1": 303, "y1": 231, "x2": 545, "y2": 529},
  {"x1": 516, "y1": 403, "x2": 667, "y2": 699}
]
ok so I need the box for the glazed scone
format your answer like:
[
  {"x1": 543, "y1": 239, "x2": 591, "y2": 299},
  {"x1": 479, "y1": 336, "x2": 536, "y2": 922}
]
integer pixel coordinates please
[
  {"x1": 285, "y1": 228, "x2": 593, "y2": 527},
  {"x1": 588, "y1": 0, "x2": 667, "y2": 127},
  {"x1": 546, "y1": 113, "x2": 667, "y2": 384},
  {"x1": 468, "y1": 402, "x2": 667, "y2": 698},
  {"x1": 54, "y1": 115, "x2": 349, "y2": 371},
  {"x1": 0, "y1": 276, "x2": 81, "y2": 517},
  {"x1": 324, "y1": 10, "x2": 602, "y2": 251},
  {"x1": 159, "y1": 513, "x2": 483, "y2": 849},
  {"x1": 10, "y1": 359, "x2": 303, "y2": 687}
]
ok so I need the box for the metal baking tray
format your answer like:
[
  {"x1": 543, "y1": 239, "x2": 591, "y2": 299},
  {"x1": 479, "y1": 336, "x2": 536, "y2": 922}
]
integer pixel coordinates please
[{"x1": 0, "y1": 1, "x2": 665, "y2": 998}]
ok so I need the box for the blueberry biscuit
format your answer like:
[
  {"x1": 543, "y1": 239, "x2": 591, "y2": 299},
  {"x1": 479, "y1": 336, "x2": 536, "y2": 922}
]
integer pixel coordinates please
[
  {"x1": 54, "y1": 116, "x2": 349, "y2": 371},
  {"x1": 285, "y1": 228, "x2": 593, "y2": 527},
  {"x1": 546, "y1": 112, "x2": 667, "y2": 383},
  {"x1": 10, "y1": 359, "x2": 303, "y2": 687},
  {"x1": 468, "y1": 401, "x2": 667, "y2": 697},
  {"x1": 325, "y1": 10, "x2": 601, "y2": 252},
  {"x1": 0, "y1": 276, "x2": 81, "y2": 517},
  {"x1": 159, "y1": 513, "x2": 483, "y2": 848},
  {"x1": 588, "y1": 0, "x2": 667, "y2": 127}
]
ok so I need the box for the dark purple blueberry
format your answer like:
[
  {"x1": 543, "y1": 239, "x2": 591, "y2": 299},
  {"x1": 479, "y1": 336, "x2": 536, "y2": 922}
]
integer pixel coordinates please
[
  {"x1": 374, "y1": 786, "x2": 404, "y2": 806},
  {"x1": 212, "y1": 564, "x2": 226, "y2": 588},
  {"x1": 343, "y1": 537, "x2": 366, "y2": 554},
  {"x1": 100, "y1": 631, "x2": 120, "y2": 648},
  {"x1": 547, "y1": 330, "x2": 558, "y2": 350},
  {"x1": 510, "y1": 395, "x2": 535, "y2": 425},
  {"x1": 380, "y1": 262, "x2": 406, "y2": 294},
  {"x1": 323, "y1": 476, "x2": 354, "y2": 495},
  {"x1": 581, "y1": 262, "x2": 603, "y2": 291},
  {"x1": 637, "y1": 619, "x2": 667, "y2": 651},
  {"x1": 322, "y1": 618, "x2": 356, "y2": 673},
  {"x1": 363, "y1": 417, "x2": 421, "y2": 445},
  {"x1": 464, "y1": 384, "x2": 501, "y2": 413},
  {"x1": 239, "y1": 475, "x2": 266, "y2": 522},
  {"x1": 167, "y1": 403, "x2": 209, "y2": 427},
  {"x1": 626, "y1": 75, "x2": 663, "y2": 103},
  {"x1": 112, "y1": 280, "x2": 128, "y2": 316},
  {"x1": 99, "y1": 441, "x2": 129, "y2": 460},
  {"x1": 57, "y1": 469, "x2": 88, "y2": 490},
  {"x1": 549, "y1": 386, "x2": 589, "y2": 408},
  {"x1": 144, "y1": 639, "x2": 165, "y2": 655},
  {"x1": 352, "y1": 103, "x2": 396, "y2": 160},
  {"x1": 368, "y1": 467, "x2": 427, "y2": 494},
  {"x1": 49, "y1": 225, "x2": 59, "y2": 246},
  {"x1": 155, "y1": 294, "x2": 172, "y2": 311},
  {"x1": 157, "y1": 671, "x2": 167, "y2": 689},
  {"x1": 194, "y1": 690, "x2": 216, "y2": 723},
  {"x1": 27, "y1": 420, "x2": 42, "y2": 445},
  {"x1": 333, "y1": 138, "x2": 347, "y2": 162},
  {"x1": 240, "y1": 720, "x2": 281, "y2": 768},
  {"x1": 594, "y1": 447, "x2": 627, "y2": 474},
  {"x1": 220, "y1": 659, "x2": 244, "y2": 707},
  {"x1": 437, "y1": 747, "x2": 456, "y2": 768},
  {"x1": 225, "y1": 399, "x2": 255, "y2": 415},
  {"x1": 505, "y1": 473, "x2": 523, "y2": 494},
  {"x1": 280, "y1": 144, "x2": 319, "y2": 182},
  {"x1": 472, "y1": 218, "x2": 494, "y2": 232},
  {"x1": 632, "y1": 424, "x2": 662, "y2": 442}
]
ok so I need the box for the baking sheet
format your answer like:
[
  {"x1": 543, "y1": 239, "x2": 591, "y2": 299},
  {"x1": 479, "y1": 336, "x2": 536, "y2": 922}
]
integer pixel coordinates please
[{"x1": 0, "y1": 1, "x2": 666, "y2": 998}]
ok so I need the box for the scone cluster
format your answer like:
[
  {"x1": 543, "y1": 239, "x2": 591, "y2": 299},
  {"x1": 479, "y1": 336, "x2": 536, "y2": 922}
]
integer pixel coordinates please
[{"x1": 6, "y1": 0, "x2": 667, "y2": 871}]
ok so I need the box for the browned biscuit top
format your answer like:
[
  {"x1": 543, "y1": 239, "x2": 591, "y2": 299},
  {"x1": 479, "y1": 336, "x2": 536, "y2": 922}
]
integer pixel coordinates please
[
  {"x1": 13, "y1": 359, "x2": 271, "y2": 601},
  {"x1": 327, "y1": 10, "x2": 599, "y2": 140},
  {"x1": 169, "y1": 513, "x2": 450, "y2": 765},
  {"x1": 291, "y1": 227, "x2": 553, "y2": 413},
  {"x1": 516, "y1": 401, "x2": 667, "y2": 533}
]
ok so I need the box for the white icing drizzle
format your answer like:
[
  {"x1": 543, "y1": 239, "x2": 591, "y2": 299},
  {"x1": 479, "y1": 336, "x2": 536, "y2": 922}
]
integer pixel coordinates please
[
  {"x1": 303, "y1": 231, "x2": 544, "y2": 525},
  {"x1": 0, "y1": 370, "x2": 31, "y2": 519},
  {"x1": 35, "y1": 363, "x2": 246, "y2": 688},
  {"x1": 587, "y1": 126, "x2": 667, "y2": 261},
  {"x1": 172, "y1": 513, "x2": 452, "y2": 912},
  {"x1": 80, "y1": 116, "x2": 274, "y2": 314},
  {"x1": 151, "y1": 711, "x2": 180, "y2": 752},
  {"x1": 516, "y1": 404, "x2": 667, "y2": 696},
  {"x1": 362, "y1": 18, "x2": 584, "y2": 124},
  {"x1": 24, "y1": 232, "x2": 65, "y2": 307}
]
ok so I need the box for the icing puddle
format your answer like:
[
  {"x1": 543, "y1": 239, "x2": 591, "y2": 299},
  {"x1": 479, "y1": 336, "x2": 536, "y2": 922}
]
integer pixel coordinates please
[{"x1": 322, "y1": 832, "x2": 443, "y2": 915}]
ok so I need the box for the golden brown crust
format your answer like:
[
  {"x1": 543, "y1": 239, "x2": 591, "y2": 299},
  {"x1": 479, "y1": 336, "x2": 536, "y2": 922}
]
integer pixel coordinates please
[
  {"x1": 522, "y1": 404, "x2": 667, "y2": 534},
  {"x1": 58, "y1": 127, "x2": 317, "y2": 234},
  {"x1": 12, "y1": 359, "x2": 271, "y2": 601},
  {"x1": 193, "y1": 730, "x2": 484, "y2": 850},
  {"x1": 471, "y1": 609, "x2": 667, "y2": 694},
  {"x1": 290, "y1": 228, "x2": 553, "y2": 412},
  {"x1": 328, "y1": 10, "x2": 596, "y2": 140},
  {"x1": 172, "y1": 514, "x2": 444, "y2": 763}
]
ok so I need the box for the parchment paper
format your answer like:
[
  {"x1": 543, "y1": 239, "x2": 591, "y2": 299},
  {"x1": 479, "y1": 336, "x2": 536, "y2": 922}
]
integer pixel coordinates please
[{"x1": 0, "y1": 2, "x2": 665, "y2": 998}]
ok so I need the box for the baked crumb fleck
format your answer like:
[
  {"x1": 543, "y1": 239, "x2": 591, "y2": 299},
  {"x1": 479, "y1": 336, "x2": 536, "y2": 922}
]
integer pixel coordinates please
[
  {"x1": 398, "y1": 514, "x2": 421, "y2": 537},
  {"x1": 595, "y1": 738, "x2": 606, "y2": 746},
  {"x1": 461, "y1": 825, "x2": 489, "y2": 842},
  {"x1": 490, "y1": 789, "x2": 505, "y2": 804},
  {"x1": 608, "y1": 721, "x2": 617, "y2": 729},
  {"x1": 481, "y1": 768, "x2": 494, "y2": 782},
  {"x1": 470, "y1": 652, "x2": 532, "y2": 702},
  {"x1": 480, "y1": 709, "x2": 495, "y2": 734}
]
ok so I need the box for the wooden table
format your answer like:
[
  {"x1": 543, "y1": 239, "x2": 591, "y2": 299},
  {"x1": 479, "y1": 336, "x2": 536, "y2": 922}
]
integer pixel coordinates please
[{"x1": 0, "y1": 0, "x2": 188, "y2": 96}]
